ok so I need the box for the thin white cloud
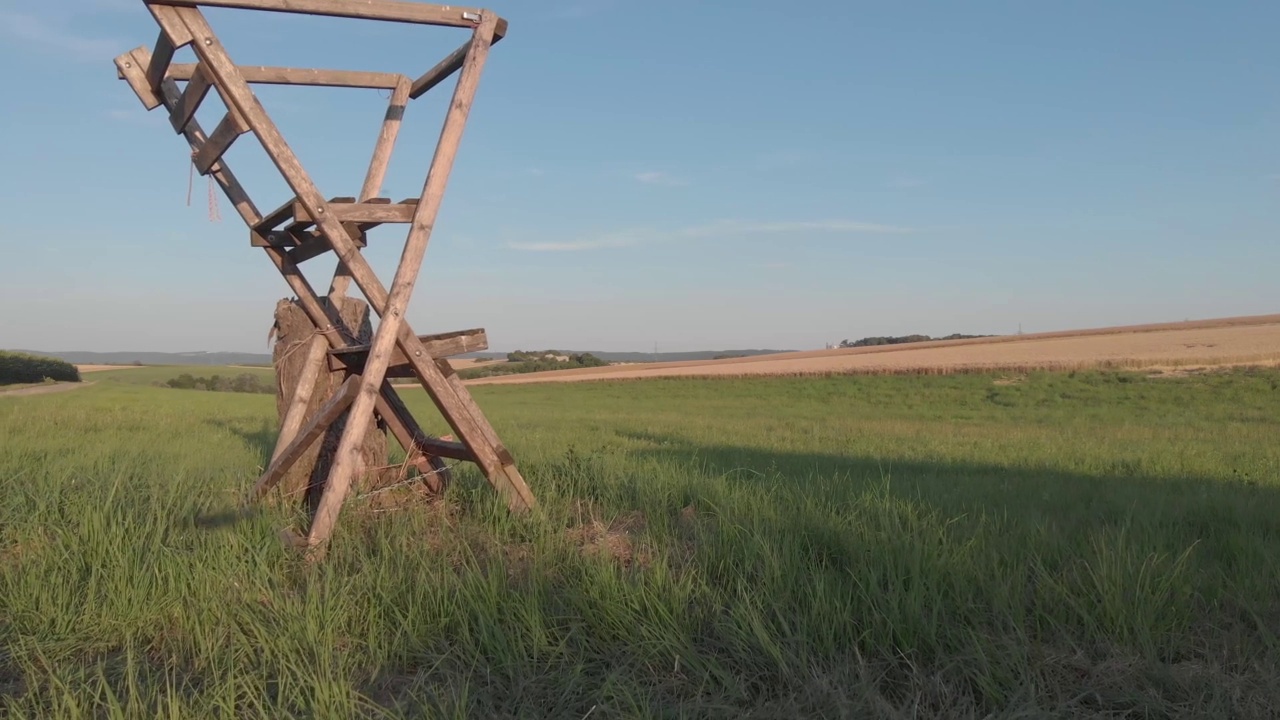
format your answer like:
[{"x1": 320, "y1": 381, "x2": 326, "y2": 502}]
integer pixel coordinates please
[
  {"x1": 0, "y1": 11, "x2": 121, "y2": 60},
  {"x1": 635, "y1": 171, "x2": 689, "y2": 187},
  {"x1": 505, "y1": 218, "x2": 914, "y2": 252},
  {"x1": 679, "y1": 219, "x2": 915, "y2": 238}
]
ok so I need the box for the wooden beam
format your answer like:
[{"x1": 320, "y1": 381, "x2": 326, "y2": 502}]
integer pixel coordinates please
[
  {"x1": 360, "y1": 77, "x2": 411, "y2": 200},
  {"x1": 286, "y1": 241, "x2": 333, "y2": 264},
  {"x1": 147, "y1": 0, "x2": 492, "y2": 28},
  {"x1": 253, "y1": 227, "x2": 367, "y2": 249},
  {"x1": 252, "y1": 375, "x2": 359, "y2": 499},
  {"x1": 329, "y1": 328, "x2": 487, "y2": 372},
  {"x1": 410, "y1": 40, "x2": 468, "y2": 99},
  {"x1": 292, "y1": 199, "x2": 417, "y2": 224},
  {"x1": 413, "y1": 435, "x2": 472, "y2": 461},
  {"x1": 252, "y1": 196, "x2": 304, "y2": 235},
  {"x1": 287, "y1": 230, "x2": 367, "y2": 263},
  {"x1": 170, "y1": 65, "x2": 212, "y2": 133},
  {"x1": 115, "y1": 48, "x2": 162, "y2": 110},
  {"x1": 164, "y1": 63, "x2": 406, "y2": 89},
  {"x1": 250, "y1": 230, "x2": 297, "y2": 248},
  {"x1": 268, "y1": 335, "x2": 329, "y2": 470},
  {"x1": 193, "y1": 111, "x2": 250, "y2": 174},
  {"x1": 148, "y1": 2, "x2": 195, "y2": 47},
  {"x1": 146, "y1": 31, "x2": 177, "y2": 91}
]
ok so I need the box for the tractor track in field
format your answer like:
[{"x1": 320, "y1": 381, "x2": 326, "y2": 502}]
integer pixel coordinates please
[{"x1": 0, "y1": 382, "x2": 96, "y2": 398}]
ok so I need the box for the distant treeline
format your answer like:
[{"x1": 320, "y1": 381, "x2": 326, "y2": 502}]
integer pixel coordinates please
[
  {"x1": 0, "y1": 351, "x2": 81, "y2": 385},
  {"x1": 162, "y1": 373, "x2": 274, "y2": 394},
  {"x1": 460, "y1": 352, "x2": 609, "y2": 379},
  {"x1": 839, "y1": 333, "x2": 993, "y2": 348}
]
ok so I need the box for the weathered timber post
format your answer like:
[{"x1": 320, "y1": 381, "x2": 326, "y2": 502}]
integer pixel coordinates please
[{"x1": 270, "y1": 296, "x2": 393, "y2": 514}]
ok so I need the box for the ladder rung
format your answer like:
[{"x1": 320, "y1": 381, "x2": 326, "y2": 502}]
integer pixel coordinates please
[
  {"x1": 292, "y1": 198, "x2": 418, "y2": 224},
  {"x1": 329, "y1": 328, "x2": 489, "y2": 374},
  {"x1": 146, "y1": 31, "x2": 176, "y2": 91},
  {"x1": 193, "y1": 111, "x2": 249, "y2": 175},
  {"x1": 413, "y1": 436, "x2": 473, "y2": 462},
  {"x1": 251, "y1": 196, "x2": 308, "y2": 236},
  {"x1": 286, "y1": 228, "x2": 367, "y2": 264},
  {"x1": 169, "y1": 66, "x2": 212, "y2": 134}
]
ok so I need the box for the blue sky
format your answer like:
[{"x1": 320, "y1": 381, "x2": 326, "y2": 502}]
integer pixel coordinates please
[{"x1": 1, "y1": 0, "x2": 1278, "y2": 353}]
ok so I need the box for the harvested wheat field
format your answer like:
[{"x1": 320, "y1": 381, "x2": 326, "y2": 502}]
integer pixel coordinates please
[
  {"x1": 469, "y1": 313, "x2": 1280, "y2": 385},
  {"x1": 75, "y1": 364, "x2": 144, "y2": 373},
  {"x1": 448, "y1": 357, "x2": 502, "y2": 370}
]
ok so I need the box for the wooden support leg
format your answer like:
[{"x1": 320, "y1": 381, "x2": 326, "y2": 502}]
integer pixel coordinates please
[
  {"x1": 252, "y1": 376, "x2": 359, "y2": 499},
  {"x1": 269, "y1": 333, "x2": 329, "y2": 466}
]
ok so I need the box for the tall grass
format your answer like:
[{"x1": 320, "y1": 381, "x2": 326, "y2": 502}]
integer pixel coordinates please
[{"x1": 2, "y1": 368, "x2": 1279, "y2": 717}]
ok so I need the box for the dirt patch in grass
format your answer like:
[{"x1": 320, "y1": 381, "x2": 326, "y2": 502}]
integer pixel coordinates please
[{"x1": 565, "y1": 508, "x2": 650, "y2": 569}]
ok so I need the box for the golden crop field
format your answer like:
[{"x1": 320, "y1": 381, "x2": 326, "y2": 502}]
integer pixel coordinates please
[{"x1": 469, "y1": 314, "x2": 1280, "y2": 385}]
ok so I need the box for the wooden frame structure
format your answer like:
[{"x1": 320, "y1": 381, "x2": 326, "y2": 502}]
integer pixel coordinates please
[{"x1": 114, "y1": 0, "x2": 534, "y2": 558}]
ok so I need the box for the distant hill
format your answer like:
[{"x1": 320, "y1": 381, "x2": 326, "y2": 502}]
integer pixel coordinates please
[
  {"x1": 13, "y1": 348, "x2": 794, "y2": 367},
  {"x1": 8, "y1": 350, "x2": 274, "y2": 367}
]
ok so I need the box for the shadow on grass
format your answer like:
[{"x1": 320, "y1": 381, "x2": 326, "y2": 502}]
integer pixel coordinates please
[
  {"x1": 613, "y1": 429, "x2": 1280, "y2": 530},
  {"x1": 191, "y1": 505, "x2": 261, "y2": 531},
  {"x1": 204, "y1": 417, "x2": 277, "y2": 469}
]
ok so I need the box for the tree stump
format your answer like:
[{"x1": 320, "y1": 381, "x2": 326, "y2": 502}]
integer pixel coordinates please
[{"x1": 271, "y1": 296, "x2": 397, "y2": 515}]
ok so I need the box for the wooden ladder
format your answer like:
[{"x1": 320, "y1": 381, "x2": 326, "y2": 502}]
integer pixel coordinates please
[{"x1": 113, "y1": 0, "x2": 533, "y2": 559}]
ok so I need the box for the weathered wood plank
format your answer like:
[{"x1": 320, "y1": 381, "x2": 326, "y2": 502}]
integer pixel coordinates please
[
  {"x1": 192, "y1": 111, "x2": 249, "y2": 174},
  {"x1": 409, "y1": 40, "x2": 468, "y2": 99},
  {"x1": 329, "y1": 328, "x2": 488, "y2": 372},
  {"x1": 287, "y1": 230, "x2": 367, "y2": 263},
  {"x1": 292, "y1": 200, "x2": 417, "y2": 224},
  {"x1": 146, "y1": 30, "x2": 177, "y2": 91},
  {"x1": 413, "y1": 435, "x2": 472, "y2": 461},
  {"x1": 269, "y1": 334, "x2": 329, "y2": 469},
  {"x1": 360, "y1": 77, "x2": 410, "y2": 200},
  {"x1": 252, "y1": 375, "x2": 359, "y2": 499},
  {"x1": 148, "y1": 0, "x2": 493, "y2": 29},
  {"x1": 164, "y1": 63, "x2": 405, "y2": 88},
  {"x1": 170, "y1": 65, "x2": 212, "y2": 133},
  {"x1": 286, "y1": 241, "x2": 333, "y2": 264},
  {"x1": 254, "y1": 227, "x2": 367, "y2": 249},
  {"x1": 115, "y1": 48, "x2": 163, "y2": 110},
  {"x1": 252, "y1": 196, "x2": 304, "y2": 236},
  {"x1": 147, "y1": 2, "x2": 195, "y2": 46},
  {"x1": 280, "y1": 196, "x2": 356, "y2": 234}
]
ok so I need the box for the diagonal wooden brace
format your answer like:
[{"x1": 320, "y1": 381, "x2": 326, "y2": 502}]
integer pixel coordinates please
[{"x1": 252, "y1": 375, "x2": 359, "y2": 499}]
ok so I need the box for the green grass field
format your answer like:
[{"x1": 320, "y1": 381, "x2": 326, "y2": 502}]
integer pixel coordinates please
[
  {"x1": 2, "y1": 366, "x2": 1279, "y2": 718},
  {"x1": 83, "y1": 364, "x2": 276, "y2": 387}
]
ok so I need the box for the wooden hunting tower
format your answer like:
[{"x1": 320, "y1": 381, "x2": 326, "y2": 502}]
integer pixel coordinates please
[{"x1": 113, "y1": 0, "x2": 535, "y2": 558}]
